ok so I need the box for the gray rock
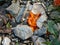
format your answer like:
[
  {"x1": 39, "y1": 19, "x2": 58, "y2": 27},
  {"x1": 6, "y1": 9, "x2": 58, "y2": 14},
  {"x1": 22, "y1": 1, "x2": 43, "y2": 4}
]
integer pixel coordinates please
[
  {"x1": 13, "y1": 25, "x2": 33, "y2": 40},
  {"x1": 34, "y1": 26, "x2": 47, "y2": 36}
]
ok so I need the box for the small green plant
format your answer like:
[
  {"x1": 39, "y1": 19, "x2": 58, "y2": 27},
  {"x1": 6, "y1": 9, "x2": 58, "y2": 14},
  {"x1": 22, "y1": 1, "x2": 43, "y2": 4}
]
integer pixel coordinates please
[
  {"x1": 6, "y1": 22, "x2": 11, "y2": 29},
  {"x1": 44, "y1": 20, "x2": 60, "y2": 45}
]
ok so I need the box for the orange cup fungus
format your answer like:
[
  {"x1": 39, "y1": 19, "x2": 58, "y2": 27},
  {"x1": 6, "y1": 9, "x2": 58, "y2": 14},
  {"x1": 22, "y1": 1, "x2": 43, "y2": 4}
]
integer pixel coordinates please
[{"x1": 27, "y1": 11, "x2": 41, "y2": 32}]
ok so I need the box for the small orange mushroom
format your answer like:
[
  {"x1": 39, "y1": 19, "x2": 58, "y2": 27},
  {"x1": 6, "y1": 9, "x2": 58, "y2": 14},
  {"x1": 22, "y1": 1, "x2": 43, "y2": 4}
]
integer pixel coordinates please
[{"x1": 27, "y1": 11, "x2": 41, "y2": 32}]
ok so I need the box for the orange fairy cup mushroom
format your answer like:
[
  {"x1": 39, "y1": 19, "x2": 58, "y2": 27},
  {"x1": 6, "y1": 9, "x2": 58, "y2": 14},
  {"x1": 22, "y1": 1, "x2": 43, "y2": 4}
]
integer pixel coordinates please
[
  {"x1": 27, "y1": 11, "x2": 41, "y2": 32},
  {"x1": 54, "y1": 0, "x2": 60, "y2": 6}
]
